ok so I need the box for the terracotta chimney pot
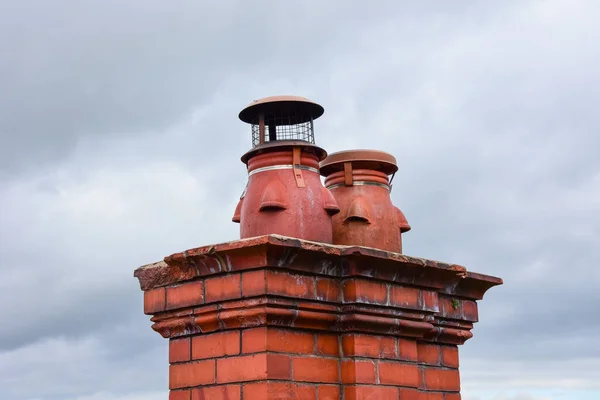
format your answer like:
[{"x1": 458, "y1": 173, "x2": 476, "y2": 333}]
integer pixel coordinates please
[
  {"x1": 232, "y1": 96, "x2": 339, "y2": 243},
  {"x1": 320, "y1": 149, "x2": 411, "y2": 253}
]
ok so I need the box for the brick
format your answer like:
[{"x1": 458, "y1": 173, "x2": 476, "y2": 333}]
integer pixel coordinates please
[
  {"x1": 268, "y1": 353, "x2": 292, "y2": 379},
  {"x1": 445, "y1": 394, "x2": 462, "y2": 400},
  {"x1": 318, "y1": 385, "x2": 341, "y2": 400},
  {"x1": 462, "y1": 300, "x2": 479, "y2": 322},
  {"x1": 267, "y1": 271, "x2": 315, "y2": 298},
  {"x1": 296, "y1": 385, "x2": 318, "y2": 399},
  {"x1": 225, "y1": 246, "x2": 267, "y2": 271},
  {"x1": 243, "y1": 382, "x2": 317, "y2": 400},
  {"x1": 218, "y1": 307, "x2": 267, "y2": 329},
  {"x1": 344, "y1": 386, "x2": 398, "y2": 400},
  {"x1": 442, "y1": 346, "x2": 459, "y2": 368},
  {"x1": 292, "y1": 357, "x2": 339, "y2": 383},
  {"x1": 192, "y1": 331, "x2": 240, "y2": 360},
  {"x1": 167, "y1": 281, "x2": 204, "y2": 310},
  {"x1": 169, "y1": 360, "x2": 215, "y2": 389},
  {"x1": 422, "y1": 290, "x2": 438, "y2": 311},
  {"x1": 389, "y1": 285, "x2": 420, "y2": 309},
  {"x1": 268, "y1": 329, "x2": 315, "y2": 354},
  {"x1": 242, "y1": 327, "x2": 314, "y2": 354},
  {"x1": 204, "y1": 274, "x2": 241, "y2": 303},
  {"x1": 423, "y1": 368, "x2": 460, "y2": 391},
  {"x1": 241, "y1": 327, "x2": 267, "y2": 353},
  {"x1": 195, "y1": 308, "x2": 220, "y2": 333},
  {"x1": 399, "y1": 388, "x2": 421, "y2": 400},
  {"x1": 241, "y1": 327, "x2": 266, "y2": 353},
  {"x1": 316, "y1": 333, "x2": 339, "y2": 357},
  {"x1": 343, "y1": 279, "x2": 387, "y2": 304},
  {"x1": 421, "y1": 393, "x2": 445, "y2": 400},
  {"x1": 417, "y1": 343, "x2": 442, "y2": 365},
  {"x1": 398, "y1": 338, "x2": 418, "y2": 361},
  {"x1": 295, "y1": 309, "x2": 336, "y2": 330},
  {"x1": 342, "y1": 334, "x2": 397, "y2": 359},
  {"x1": 316, "y1": 277, "x2": 341, "y2": 302},
  {"x1": 241, "y1": 270, "x2": 266, "y2": 297},
  {"x1": 216, "y1": 354, "x2": 267, "y2": 383},
  {"x1": 191, "y1": 385, "x2": 241, "y2": 400},
  {"x1": 439, "y1": 295, "x2": 462, "y2": 319},
  {"x1": 169, "y1": 390, "x2": 191, "y2": 400},
  {"x1": 170, "y1": 338, "x2": 191, "y2": 363},
  {"x1": 144, "y1": 288, "x2": 165, "y2": 314},
  {"x1": 296, "y1": 301, "x2": 338, "y2": 312},
  {"x1": 378, "y1": 361, "x2": 420, "y2": 387},
  {"x1": 341, "y1": 360, "x2": 376, "y2": 384},
  {"x1": 219, "y1": 297, "x2": 263, "y2": 310}
]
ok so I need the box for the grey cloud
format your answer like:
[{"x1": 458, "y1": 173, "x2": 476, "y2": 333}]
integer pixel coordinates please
[
  {"x1": 0, "y1": 0, "x2": 428, "y2": 177},
  {"x1": 0, "y1": 333, "x2": 167, "y2": 400}
]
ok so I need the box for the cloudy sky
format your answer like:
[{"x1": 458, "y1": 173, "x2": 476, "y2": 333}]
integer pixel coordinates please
[{"x1": 1, "y1": 1, "x2": 599, "y2": 399}]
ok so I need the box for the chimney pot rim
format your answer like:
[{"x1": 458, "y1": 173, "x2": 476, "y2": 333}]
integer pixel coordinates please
[
  {"x1": 240, "y1": 140, "x2": 327, "y2": 164},
  {"x1": 320, "y1": 149, "x2": 398, "y2": 176}
]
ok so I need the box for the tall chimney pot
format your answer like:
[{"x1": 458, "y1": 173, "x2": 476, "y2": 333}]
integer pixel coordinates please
[{"x1": 232, "y1": 96, "x2": 339, "y2": 243}]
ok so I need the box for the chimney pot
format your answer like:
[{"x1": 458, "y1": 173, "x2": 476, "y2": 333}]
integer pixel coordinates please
[
  {"x1": 234, "y1": 96, "x2": 339, "y2": 243},
  {"x1": 320, "y1": 149, "x2": 410, "y2": 253}
]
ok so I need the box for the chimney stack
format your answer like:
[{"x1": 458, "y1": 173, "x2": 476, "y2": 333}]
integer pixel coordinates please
[{"x1": 134, "y1": 96, "x2": 502, "y2": 400}]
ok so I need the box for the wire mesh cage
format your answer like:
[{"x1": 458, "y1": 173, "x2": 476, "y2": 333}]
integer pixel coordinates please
[
  {"x1": 250, "y1": 111, "x2": 315, "y2": 148},
  {"x1": 239, "y1": 96, "x2": 324, "y2": 148}
]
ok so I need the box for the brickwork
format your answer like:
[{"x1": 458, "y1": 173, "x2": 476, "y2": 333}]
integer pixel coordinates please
[
  {"x1": 135, "y1": 235, "x2": 501, "y2": 399},
  {"x1": 167, "y1": 329, "x2": 464, "y2": 399}
]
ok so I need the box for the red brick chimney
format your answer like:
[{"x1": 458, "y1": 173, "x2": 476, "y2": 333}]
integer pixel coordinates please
[{"x1": 134, "y1": 96, "x2": 502, "y2": 400}]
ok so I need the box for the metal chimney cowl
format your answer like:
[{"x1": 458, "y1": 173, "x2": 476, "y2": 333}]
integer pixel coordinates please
[{"x1": 232, "y1": 95, "x2": 339, "y2": 243}]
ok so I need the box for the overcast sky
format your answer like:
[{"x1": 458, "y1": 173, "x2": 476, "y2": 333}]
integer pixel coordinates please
[{"x1": 1, "y1": 1, "x2": 599, "y2": 399}]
